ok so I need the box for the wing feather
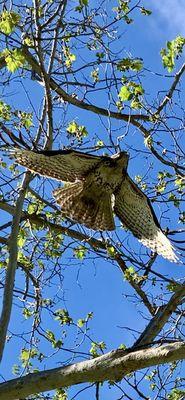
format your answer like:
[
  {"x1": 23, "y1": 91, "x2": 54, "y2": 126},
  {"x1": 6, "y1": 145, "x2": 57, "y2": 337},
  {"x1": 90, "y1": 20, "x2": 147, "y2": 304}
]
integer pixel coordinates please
[
  {"x1": 8, "y1": 148, "x2": 103, "y2": 182},
  {"x1": 114, "y1": 175, "x2": 178, "y2": 262}
]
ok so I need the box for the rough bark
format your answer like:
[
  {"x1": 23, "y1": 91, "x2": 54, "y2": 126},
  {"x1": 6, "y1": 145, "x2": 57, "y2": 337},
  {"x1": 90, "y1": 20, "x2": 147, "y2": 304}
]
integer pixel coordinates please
[{"x1": 0, "y1": 342, "x2": 184, "y2": 400}]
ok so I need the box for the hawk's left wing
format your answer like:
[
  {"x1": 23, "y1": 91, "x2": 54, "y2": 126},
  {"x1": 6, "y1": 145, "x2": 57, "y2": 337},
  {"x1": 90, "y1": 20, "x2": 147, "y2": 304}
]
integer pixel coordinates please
[
  {"x1": 8, "y1": 148, "x2": 103, "y2": 182},
  {"x1": 114, "y1": 175, "x2": 178, "y2": 262}
]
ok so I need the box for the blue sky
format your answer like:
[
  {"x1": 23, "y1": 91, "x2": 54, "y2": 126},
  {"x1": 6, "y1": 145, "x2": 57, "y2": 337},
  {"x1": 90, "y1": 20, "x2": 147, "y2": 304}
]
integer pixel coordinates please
[
  {"x1": 0, "y1": 1, "x2": 185, "y2": 399},
  {"x1": 150, "y1": 0, "x2": 185, "y2": 36}
]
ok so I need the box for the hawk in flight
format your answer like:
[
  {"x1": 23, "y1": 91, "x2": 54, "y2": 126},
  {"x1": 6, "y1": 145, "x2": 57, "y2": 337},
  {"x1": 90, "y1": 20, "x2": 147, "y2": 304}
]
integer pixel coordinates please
[{"x1": 9, "y1": 148, "x2": 178, "y2": 262}]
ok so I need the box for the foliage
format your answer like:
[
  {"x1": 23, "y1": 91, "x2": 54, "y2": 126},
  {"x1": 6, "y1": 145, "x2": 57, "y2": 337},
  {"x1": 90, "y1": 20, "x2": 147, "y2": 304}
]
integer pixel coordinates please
[
  {"x1": 0, "y1": 11, "x2": 20, "y2": 34},
  {"x1": 2, "y1": 48, "x2": 26, "y2": 72},
  {"x1": 160, "y1": 36, "x2": 185, "y2": 72}
]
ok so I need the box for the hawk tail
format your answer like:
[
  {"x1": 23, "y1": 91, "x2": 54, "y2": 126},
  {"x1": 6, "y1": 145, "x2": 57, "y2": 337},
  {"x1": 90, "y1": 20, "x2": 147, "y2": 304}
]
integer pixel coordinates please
[{"x1": 53, "y1": 182, "x2": 115, "y2": 231}]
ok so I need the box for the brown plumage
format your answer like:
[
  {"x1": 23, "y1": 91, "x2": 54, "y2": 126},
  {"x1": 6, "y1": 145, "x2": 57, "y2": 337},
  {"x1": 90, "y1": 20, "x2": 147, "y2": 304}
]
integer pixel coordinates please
[{"x1": 9, "y1": 147, "x2": 178, "y2": 262}]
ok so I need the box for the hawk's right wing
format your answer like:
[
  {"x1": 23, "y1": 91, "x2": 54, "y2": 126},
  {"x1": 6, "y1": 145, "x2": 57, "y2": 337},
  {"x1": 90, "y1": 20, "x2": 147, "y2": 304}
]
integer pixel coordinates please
[
  {"x1": 8, "y1": 148, "x2": 103, "y2": 182},
  {"x1": 114, "y1": 175, "x2": 178, "y2": 262}
]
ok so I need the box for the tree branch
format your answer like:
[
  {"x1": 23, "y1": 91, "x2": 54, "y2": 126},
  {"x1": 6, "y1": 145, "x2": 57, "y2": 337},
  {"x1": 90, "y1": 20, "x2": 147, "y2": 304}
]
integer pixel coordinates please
[
  {"x1": 20, "y1": 48, "x2": 185, "y2": 172},
  {"x1": 0, "y1": 173, "x2": 31, "y2": 362},
  {"x1": 0, "y1": 341, "x2": 184, "y2": 400},
  {"x1": 155, "y1": 63, "x2": 185, "y2": 115},
  {"x1": 115, "y1": 253, "x2": 156, "y2": 315},
  {"x1": 0, "y1": 200, "x2": 156, "y2": 316},
  {"x1": 134, "y1": 283, "x2": 185, "y2": 347},
  {"x1": 22, "y1": 47, "x2": 148, "y2": 123}
]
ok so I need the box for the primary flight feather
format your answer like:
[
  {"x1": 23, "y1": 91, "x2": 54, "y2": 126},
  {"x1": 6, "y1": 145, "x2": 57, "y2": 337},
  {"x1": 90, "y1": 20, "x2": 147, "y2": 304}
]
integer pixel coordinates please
[{"x1": 9, "y1": 147, "x2": 178, "y2": 262}]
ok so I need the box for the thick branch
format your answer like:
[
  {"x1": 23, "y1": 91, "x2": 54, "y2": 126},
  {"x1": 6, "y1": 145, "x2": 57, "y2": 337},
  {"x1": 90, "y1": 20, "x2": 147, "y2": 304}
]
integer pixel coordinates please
[
  {"x1": 0, "y1": 341, "x2": 184, "y2": 400},
  {"x1": 0, "y1": 173, "x2": 31, "y2": 362},
  {"x1": 134, "y1": 282, "x2": 185, "y2": 346}
]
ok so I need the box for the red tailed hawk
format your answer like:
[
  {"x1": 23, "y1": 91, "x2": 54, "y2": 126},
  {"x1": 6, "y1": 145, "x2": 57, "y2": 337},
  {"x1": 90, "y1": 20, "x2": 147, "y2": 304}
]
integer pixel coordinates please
[{"x1": 9, "y1": 148, "x2": 178, "y2": 262}]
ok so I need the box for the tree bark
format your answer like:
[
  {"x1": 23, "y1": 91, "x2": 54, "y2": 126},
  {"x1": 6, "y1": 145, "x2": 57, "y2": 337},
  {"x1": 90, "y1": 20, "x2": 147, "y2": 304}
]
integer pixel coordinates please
[{"x1": 0, "y1": 341, "x2": 184, "y2": 400}]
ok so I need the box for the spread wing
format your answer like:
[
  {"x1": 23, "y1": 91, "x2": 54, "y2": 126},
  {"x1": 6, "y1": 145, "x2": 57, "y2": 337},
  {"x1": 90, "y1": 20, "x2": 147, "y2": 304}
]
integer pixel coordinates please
[
  {"x1": 114, "y1": 175, "x2": 178, "y2": 262},
  {"x1": 8, "y1": 148, "x2": 103, "y2": 182}
]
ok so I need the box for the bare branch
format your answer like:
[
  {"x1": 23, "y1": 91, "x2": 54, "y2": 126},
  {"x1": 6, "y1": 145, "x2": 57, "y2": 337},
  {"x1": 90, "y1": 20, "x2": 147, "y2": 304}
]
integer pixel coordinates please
[
  {"x1": 0, "y1": 173, "x2": 31, "y2": 361},
  {"x1": 155, "y1": 63, "x2": 185, "y2": 115},
  {"x1": 135, "y1": 283, "x2": 185, "y2": 347},
  {"x1": 115, "y1": 253, "x2": 156, "y2": 316},
  {"x1": 22, "y1": 47, "x2": 148, "y2": 123}
]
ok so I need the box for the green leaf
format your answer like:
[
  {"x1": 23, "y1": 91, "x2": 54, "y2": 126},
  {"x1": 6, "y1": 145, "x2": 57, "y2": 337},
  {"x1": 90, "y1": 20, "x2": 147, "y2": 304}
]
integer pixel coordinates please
[
  {"x1": 130, "y1": 98, "x2": 142, "y2": 109},
  {"x1": 156, "y1": 181, "x2": 166, "y2": 194},
  {"x1": 160, "y1": 36, "x2": 185, "y2": 72},
  {"x1": 118, "y1": 343, "x2": 127, "y2": 350},
  {"x1": 167, "y1": 388, "x2": 185, "y2": 400},
  {"x1": 168, "y1": 193, "x2": 180, "y2": 207},
  {"x1": 20, "y1": 348, "x2": 38, "y2": 366},
  {"x1": 0, "y1": 11, "x2": 20, "y2": 34},
  {"x1": 96, "y1": 52, "x2": 105, "y2": 60},
  {"x1": 77, "y1": 318, "x2": 85, "y2": 327},
  {"x1": 23, "y1": 308, "x2": 34, "y2": 319},
  {"x1": 119, "y1": 82, "x2": 144, "y2": 106},
  {"x1": 0, "y1": 160, "x2": 7, "y2": 168},
  {"x1": 118, "y1": 85, "x2": 132, "y2": 101},
  {"x1": 124, "y1": 16, "x2": 133, "y2": 24},
  {"x1": 19, "y1": 111, "x2": 33, "y2": 129},
  {"x1": 17, "y1": 229, "x2": 26, "y2": 248},
  {"x1": 124, "y1": 267, "x2": 144, "y2": 284},
  {"x1": 117, "y1": 58, "x2": 143, "y2": 72},
  {"x1": 67, "y1": 121, "x2": 88, "y2": 140},
  {"x1": 140, "y1": 7, "x2": 152, "y2": 16},
  {"x1": 2, "y1": 48, "x2": 26, "y2": 72},
  {"x1": 54, "y1": 389, "x2": 68, "y2": 400},
  {"x1": 107, "y1": 246, "x2": 115, "y2": 258},
  {"x1": 62, "y1": 45, "x2": 76, "y2": 68},
  {"x1": 67, "y1": 121, "x2": 78, "y2": 134},
  {"x1": 90, "y1": 341, "x2": 106, "y2": 358},
  {"x1": 74, "y1": 245, "x2": 87, "y2": 260},
  {"x1": 23, "y1": 36, "x2": 34, "y2": 47},
  {"x1": 133, "y1": 84, "x2": 144, "y2": 96},
  {"x1": 55, "y1": 309, "x2": 73, "y2": 325},
  {"x1": 0, "y1": 100, "x2": 11, "y2": 120},
  {"x1": 91, "y1": 68, "x2": 99, "y2": 82},
  {"x1": 46, "y1": 330, "x2": 55, "y2": 342},
  {"x1": 166, "y1": 282, "x2": 179, "y2": 292},
  {"x1": 96, "y1": 140, "x2": 104, "y2": 147},
  {"x1": 175, "y1": 177, "x2": 185, "y2": 190},
  {"x1": 46, "y1": 330, "x2": 63, "y2": 348}
]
